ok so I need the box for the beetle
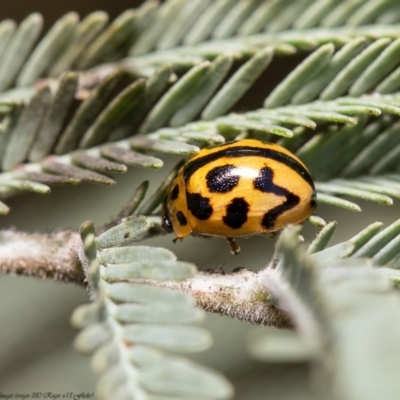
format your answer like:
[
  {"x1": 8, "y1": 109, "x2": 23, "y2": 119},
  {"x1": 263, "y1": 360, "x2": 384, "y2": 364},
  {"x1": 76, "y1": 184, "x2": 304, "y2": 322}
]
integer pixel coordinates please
[{"x1": 162, "y1": 139, "x2": 317, "y2": 254}]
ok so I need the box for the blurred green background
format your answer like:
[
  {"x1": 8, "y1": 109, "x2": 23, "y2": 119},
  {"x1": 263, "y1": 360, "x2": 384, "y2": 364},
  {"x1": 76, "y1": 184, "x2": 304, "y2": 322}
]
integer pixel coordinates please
[{"x1": 1, "y1": 1, "x2": 399, "y2": 399}]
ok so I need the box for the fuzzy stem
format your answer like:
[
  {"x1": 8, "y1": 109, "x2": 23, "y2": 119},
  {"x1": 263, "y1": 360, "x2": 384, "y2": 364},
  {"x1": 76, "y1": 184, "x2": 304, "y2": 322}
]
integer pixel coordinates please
[
  {"x1": 131, "y1": 270, "x2": 292, "y2": 328},
  {"x1": 0, "y1": 228, "x2": 290, "y2": 327},
  {"x1": 0, "y1": 229, "x2": 85, "y2": 284}
]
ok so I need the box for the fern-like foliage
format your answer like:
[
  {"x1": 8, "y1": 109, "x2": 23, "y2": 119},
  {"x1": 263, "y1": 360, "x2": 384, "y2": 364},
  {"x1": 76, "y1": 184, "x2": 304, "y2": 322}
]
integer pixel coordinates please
[
  {"x1": 253, "y1": 221, "x2": 400, "y2": 399},
  {"x1": 4, "y1": 2, "x2": 400, "y2": 399},
  {"x1": 0, "y1": 2, "x2": 400, "y2": 217},
  {"x1": 74, "y1": 217, "x2": 232, "y2": 400}
]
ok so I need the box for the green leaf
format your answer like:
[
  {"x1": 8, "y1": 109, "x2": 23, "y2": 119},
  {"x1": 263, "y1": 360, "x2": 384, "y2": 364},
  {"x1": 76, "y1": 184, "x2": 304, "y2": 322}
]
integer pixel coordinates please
[
  {"x1": 0, "y1": 13, "x2": 43, "y2": 92},
  {"x1": 42, "y1": 161, "x2": 116, "y2": 185},
  {"x1": 22, "y1": 171, "x2": 80, "y2": 185},
  {"x1": 16, "y1": 12, "x2": 79, "y2": 86},
  {"x1": 353, "y1": 219, "x2": 400, "y2": 258},
  {"x1": 265, "y1": 43, "x2": 334, "y2": 108},
  {"x1": 109, "y1": 64, "x2": 174, "y2": 141},
  {"x1": 98, "y1": 246, "x2": 177, "y2": 264},
  {"x1": 280, "y1": 108, "x2": 357, "y2": 124},
  {"x1": 170, "y1": 54, "x2": 233, "y2": 126},
  {"x1": 78, "y1": 10, "x2": 137, "y2": 69},
  {"x1": 343, "y1": 120, "x2": 400, "y2": 177},
  {"x1": 138, "y1": 362, "x2": 233, "y2": 398},
  {"x1": 141, "y1": 61, "x2": 211, "y2": 133},
  {"x1": 212, "y1": 0, "x2": 262, "y2": 39},
  {"x1": 316, "y1": 182, "x2": 393, "y2": 205},
  {"x1": 307, "y1": 221, "x2": 337, "y2": 254},
  {"x1": 266, "y1": 0, "x2": 315, "y2": 32},
  {"x1": 0, "y1": 112, "x2": 19, "y2": 168},
  {"x1": 100, "y1": 144, "x2": 163, "y2": 169},
  {"x1": 239, "y1": 0, "x2": 287, "y2": 35},
  {"x1": 0, "y1": 20, "x2": 16, "y2": 60},
  {"x1": 331, "y1": 178, "x2": 400, "y2": 199},
  {"x1": 71, "y1": 150, "x2": 128, "y2": 174},
  {"x1": 308, "y1": 215, "x2": 327, "y2": 227},
  {"x1": 338, "y1": 98, "x2": 400, "y2": 118},
  {"x1": 348, "y1": 221, "x2": 384, "y2": 254},
  {"x1": 321, "y1": 38, "x2": 391, "y2": 100},
  {"x1": 91, "y1": 342, "x2": 119, "y2": 374},
  {"x1": 315, "y1": 192, "x2": 362, "y2": 212},
  {"x1": 131, "y1": 346, "x2": 233, "y2": 398},
  {"x1": 80, "y1": 79, "x2": 146, "y2": 148},
  {"x1": 71, "y1": 303, "x2": 102, "y2": 329},
  {"x1": 55, "y1": 71, "x2": 128, "y2": 155},
  {"x1": 130, "y1": 137, "x2": 199, "y2": 155},
  {"x1": 248, "y1": 329, "x2": 316, "y2": 363},
  {"x1": 102, "y1": 260, "x2": 196, "y2": 281},
  {"x1": 294, "y1": 0, "x2": 338, "y2": 30},
  {"x1": 131, "y1": 0, "x2": 185, "y2": 56},
  {"x1": 29, "y1": 72, "x2": 78, "y2": 162},
  {"x1": 2, "y1": 85, "x2": 51, "y2": 170},
  {"x1": 292, "y1": 37, "x2": 367, "y2": 104},
  {"x1": 271, "y1": 225, "x2": 400, "y2": 400},
  {"x1": 0, "y1": 179, "x2": 50, "y2": 194},
  {"x1": 115, "y1": 302, "x2": 204, "y2": 324},
  {"x1": 74, "y1": 322, "x2": 111, "y2": 354},
  {"x1": 184, "y1": 0, "x2": 233, "y2": 45},
  {"x1": 202, "y1": 46, "x2": 274, "y2": 120},
  {"x1": 49, "y1": 11, "x2": 109, "y2": 77},
  {"x1": 348, "y1": 0, "x2": 392, "y2": 25},
  {"x1": 311, "y1": 241, "x2": 355, "y2": 263},
  {"x1": 350, "y1": 37, "x2": 400, "y2": 96},
  {"x1": 217, "y1": 116, "x2": 293, "y2": 138},
  {"x1": 372, "y1": 233, "x2": 400, "y2": 266},
  {"x1": 107, "y1": 283, "x2": 194, "y2": 306},
  {"x1": 123, "y1": 325, "x2": 211, "y2": 352},
  {"x1": 321, "y1": 1, "x2": 363, "y2": 27},
  {"x1": 79, "y1": 220, "x2": 97, "y2": 261},
  {"x1": 96, "y1": 216, "x2": 153, "y2": 248},
  {"x1": 156, "y1": 0, "x2": 210, "y2": 50}
]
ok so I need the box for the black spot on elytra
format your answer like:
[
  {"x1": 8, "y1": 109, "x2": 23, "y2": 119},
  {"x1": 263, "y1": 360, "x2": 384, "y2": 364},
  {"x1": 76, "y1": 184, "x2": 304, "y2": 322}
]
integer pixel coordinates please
[
  {"x1": 187, "y1": 192, "x2": 213, "y2": 220},
  {"x1": 183, "y1": 145, "x2": 315, "y2": 190},
  {"x1": 176, "y1": 211, "x2": 188, "y2": 226},
  {"x1": 170, "y1": 184, "x2": 179, "y2": 200},
  {"x1": 252, "y1": 166, "x2": 302, "y2": 229},
  {"x1": 254, "y1": 166, "x2": 288, "y2": 196},
  {"x1": 206, "y1": 164, "x2": 239, "y2": 193},
  {"x1": 223, "y1": 197, "x2": 249, "y2": 229},
  {"x1": 262, "y1": 193, "x2": 300, "y2": 229}
]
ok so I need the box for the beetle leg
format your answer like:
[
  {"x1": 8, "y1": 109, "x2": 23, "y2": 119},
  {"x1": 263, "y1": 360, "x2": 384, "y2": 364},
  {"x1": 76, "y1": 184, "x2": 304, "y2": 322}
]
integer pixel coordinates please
[
  {"x1": 265, "y1": 231, "x2": 279, "y2": 240},
  {"x1": 226, "y1": 237, "x2": 240, "y2": 255}
]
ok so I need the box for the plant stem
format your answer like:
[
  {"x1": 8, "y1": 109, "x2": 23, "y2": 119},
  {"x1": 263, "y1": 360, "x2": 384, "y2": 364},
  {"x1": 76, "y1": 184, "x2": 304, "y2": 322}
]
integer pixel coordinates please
[
  {"x1": 0, "y1": 229, "x2": 85, "y2": 284},
  {"x1": 131, "y1": 270, "x2": 292, "y2": 328},
  {"x1": 0, "y1": 228, "x2": 291, "y2": 328}
]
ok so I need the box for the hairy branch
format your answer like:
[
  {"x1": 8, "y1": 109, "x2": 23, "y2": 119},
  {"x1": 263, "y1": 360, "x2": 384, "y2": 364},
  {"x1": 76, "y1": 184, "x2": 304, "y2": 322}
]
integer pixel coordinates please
[
  {"x1": 132, "y1": 270, "x2": 292, "y2": 328},
  {"x1": 0, "y1": 228, "x2": 291, "y2": 328},
  {"x1": 0, "y1": 229, "x2": 85, "y2": 284}
]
